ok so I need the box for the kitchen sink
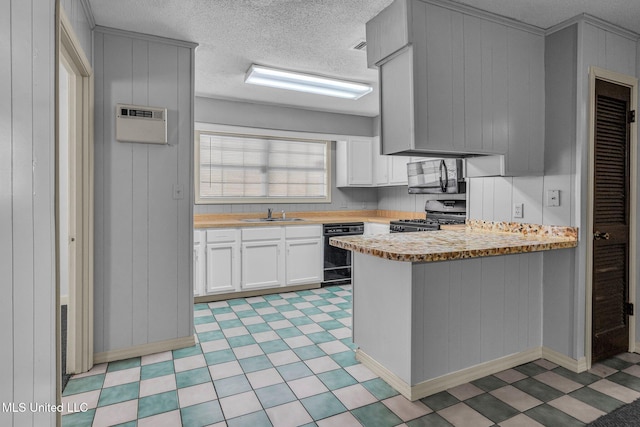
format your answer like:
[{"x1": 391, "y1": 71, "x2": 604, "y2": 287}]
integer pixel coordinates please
[{"x1": 241, "y1": 218, "x2": 306, "y2": 222}]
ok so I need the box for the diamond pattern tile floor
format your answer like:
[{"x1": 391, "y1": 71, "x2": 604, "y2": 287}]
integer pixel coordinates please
[{"x1": 62, "y1": 285, "x2": 640, "y2": 426}]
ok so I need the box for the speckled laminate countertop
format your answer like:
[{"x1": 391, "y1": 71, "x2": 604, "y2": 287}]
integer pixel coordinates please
[
  {"x1": 194, "y1": 210, "x2": 425, "y2": 228},
  {"x1": 329, "y1": 220, "x2": 578, "y2": 262}
]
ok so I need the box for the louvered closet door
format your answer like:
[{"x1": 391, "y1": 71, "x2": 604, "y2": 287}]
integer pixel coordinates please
[{"x1": 592, "y1": 78, "x2": 631, "y2": 362}]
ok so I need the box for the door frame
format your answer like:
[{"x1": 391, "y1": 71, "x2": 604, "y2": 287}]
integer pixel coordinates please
[
  {"x1": 585, "y1": 66, "x2": 637, "y2": 367},
  {"x1": 57, "y1": 8, "x2": 94, "y2": 377}
]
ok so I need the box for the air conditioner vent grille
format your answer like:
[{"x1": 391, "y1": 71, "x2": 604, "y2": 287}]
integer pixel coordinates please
[{"x1": 352, "y1": 41, "x2": 367, "y2": 51}]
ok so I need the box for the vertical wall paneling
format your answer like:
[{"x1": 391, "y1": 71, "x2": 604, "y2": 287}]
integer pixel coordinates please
[
  {"x1": 488, "y1": 22, "x2": 509, "y2": 154},
  {"x1": 446, "y1": 261, "x2": 463, "y2": 372},
  {"x1": 528, "y1": 254, "x2": 543, "y2": 346},
  {"x1": 177, "y1": 47, "x2": 194, "y2": 338},
  {"x1": 543, "y1": 249, "x2": 576, "y2": 356},
  {"x1": 458, "y1": 258, "x2": 482, "y2": 368},
  {"x1": 503, "y1": 256, "x2": 521, "y2": 354},
  {"x1": 493, "y1": 178, "x2": 513, "y2": 222},
  {"x1": 425, "y1": 4, "x2": 453, "y2": 148},
  {"x1": 94, "y1": 27, "x2": 195, "y2": 355},
  {"x1": 451, "y1": 12, "x2": 465, "y2": 151},
  {"x1": 93, "y1": 31, "x2": 105, "y2": 351},
  {"x1": 418, "y1": 261, "x2": 450, "y2": 380},
  {"x1": 12, "y1": 0, "x2": 37, "y2": 413},
  {"x1": 463, "y1": 15, "x2": 483, "y2": 151},
  {"x1": 481, "y1": 178, "x2": 495, "y2": 220},
  {"x1": 517, "y1": 254, "x2": 531, "y2": 349},
  {"x1": 411, "y1": 261, "x2": 426, "y2": 382},
  {"x1": 0, "y1": 0, "x2": 56, "y2": 425},
  {"x1": 506, "y1": 28, "x2": 530, "y2": 174},
  {"x1": 131, "y1": 39, "x2": 150, "y2": 346},
  {"x1": 147, "y1": 41, "x2": 180, "y2": 342},
  {"x1": 32, "y1": 1, "x2": 56, "y2": 424},
  {"x1": 0, "y1": 0, "x2": 14, "y2": 418},
  {"x1": 480, "y1": 256, "x2": 506, "y2": 362},
  {"x1": 104, "y1": 34, "x2": 135, "y2": 351}
]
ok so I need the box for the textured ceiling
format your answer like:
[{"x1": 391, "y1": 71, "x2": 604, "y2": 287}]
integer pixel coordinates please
[{"x1": 88, "y1": 0, "x2": 640, "y2": 117}]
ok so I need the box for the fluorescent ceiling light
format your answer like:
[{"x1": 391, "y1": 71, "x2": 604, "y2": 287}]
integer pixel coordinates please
[{"x1": 245, "y1": 64, "x2": 373, "y2": 100}]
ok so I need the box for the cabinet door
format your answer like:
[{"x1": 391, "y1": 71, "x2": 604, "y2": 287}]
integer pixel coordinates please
[
  {"x1": 372, "y1": 136, "x2": 389, "y2": 185},
  {"x1": 286, "y1": 238, "x2": 322, "y2": 286},
  {"x1": 193, "y1": 241, "x2": 204, "y2": 297},
  {"x1": 241, "y1": 240, "x2": 285, "y2": 290},
  {"x1": 380, "y1": 46, "x2": 414, "y2": 155},
  {"x1": 388, "y1": 156, "x2": 409, "y2": 185},
  {"x1": 205, "y1": 241, "x2": 240, "y2": 295},
  {"x1": 348, "y1": 137, "x2": 374, "y2": 185}
]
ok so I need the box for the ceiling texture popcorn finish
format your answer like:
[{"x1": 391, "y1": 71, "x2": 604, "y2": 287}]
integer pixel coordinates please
[{"x1": 88, "y1": 0, "x2": 640, "y2": 117}]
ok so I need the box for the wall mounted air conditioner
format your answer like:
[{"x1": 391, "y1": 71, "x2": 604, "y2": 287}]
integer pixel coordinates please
[{"x1": 116, "y1": 104, "x2": 167, "y2": 144}]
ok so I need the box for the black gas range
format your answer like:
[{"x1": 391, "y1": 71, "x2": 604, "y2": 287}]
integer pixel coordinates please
[{"x1": 390, "y1": 200, "x2": 466, "y2": 233}]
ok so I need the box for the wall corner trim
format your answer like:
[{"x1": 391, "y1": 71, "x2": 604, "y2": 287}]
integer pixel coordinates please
[
  {"x1": 94, "y1": 25, "x2": 199, "y2": 49},
  {"x1": 79, "y1": 0, "x2": 96, "y2": 29},
  {"x1": 541, "y1": 346, "x2": 588, "y2": 373}
]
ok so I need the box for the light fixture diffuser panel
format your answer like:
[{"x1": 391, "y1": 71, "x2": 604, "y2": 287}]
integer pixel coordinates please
[{"x1": 245, "y1": 65, "x2": 372, "y2": 100}]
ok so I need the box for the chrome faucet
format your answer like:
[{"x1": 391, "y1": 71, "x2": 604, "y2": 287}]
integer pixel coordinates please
[{"x1": 267, "y1": 208, "x2": 273, "y2": 219}]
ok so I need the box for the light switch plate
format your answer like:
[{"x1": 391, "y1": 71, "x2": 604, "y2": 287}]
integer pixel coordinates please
[
  {"x1": 173, "y1": 184, "x2": 184, "y2": 200},
  {"x1": 547, "y1": 190, "x2": 560, "y2": 207}
]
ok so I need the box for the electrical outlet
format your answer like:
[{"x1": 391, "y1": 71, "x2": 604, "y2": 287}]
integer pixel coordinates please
[{"x1": 513, "y1": 203, "x2": 523, "y2": 218}]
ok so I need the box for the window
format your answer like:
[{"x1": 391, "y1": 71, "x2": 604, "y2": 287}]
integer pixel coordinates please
[{"x1": 196, "y1": 131, "x2": 331, "y2": 204}]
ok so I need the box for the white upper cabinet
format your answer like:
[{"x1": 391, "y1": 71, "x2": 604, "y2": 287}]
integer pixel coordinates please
[
  {"x1": 367, "y1": 0, "x2": 545, "y2": 176},
  {"x1": 336, "y1": 137, "x2": 374, "y2": 187}
]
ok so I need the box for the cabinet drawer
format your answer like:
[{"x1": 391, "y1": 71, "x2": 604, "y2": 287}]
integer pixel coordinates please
[
  {"x1": 285, "y1": 225, "x2": 322, "y2": 239},
  {"x1": 194, "y1": 229, "x2": 203, "y2": 244},
  {"x1": 206, "y1": 228, "x2": 239, "y2": 243},
  {"x1": 242, "y1": 227, "x2": 283, "y2": 241}
]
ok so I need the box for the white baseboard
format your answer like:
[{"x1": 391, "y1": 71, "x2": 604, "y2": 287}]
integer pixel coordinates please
[
  {"x1": 541, "y1": 346, "x2": 587, "y2": 373},
  {"x1": 357, "y1": 347, "x2": 542, "y2": 401},
  {"x1": 94, "y1": 335, "x2": 196, "y2": 364}
]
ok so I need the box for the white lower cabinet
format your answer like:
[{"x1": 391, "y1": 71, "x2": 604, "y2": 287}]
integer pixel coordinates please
[
  {"x1": 241, "y1": 227, "x2": 286, "y2": 291},
  {"x1": 285, "y1": 225, "x2": 323, "y2": 286},
  {"x1": 193, "y1": 230, "x2": 205, "y2": 297},
  {"x1": 205, "y1": 229, "x2": 241, "y2": 295},
  {"x1": 195, "y1": 225, "x2": 323, "y2": 297}
]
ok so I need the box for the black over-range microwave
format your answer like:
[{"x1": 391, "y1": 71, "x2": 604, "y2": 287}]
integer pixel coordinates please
[{"x1": 407, "y1": 158, "x2": 465, "y2": 194}]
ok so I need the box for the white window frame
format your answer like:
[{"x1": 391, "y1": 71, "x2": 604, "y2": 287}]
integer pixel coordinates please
[{"x1": 195, "y1": 124, "x2": 332, "y2": 204}]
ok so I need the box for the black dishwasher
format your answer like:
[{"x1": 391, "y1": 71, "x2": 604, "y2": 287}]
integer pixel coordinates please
[{"x1": 322, "y1": 222, "x2": 364, "y2": 286}]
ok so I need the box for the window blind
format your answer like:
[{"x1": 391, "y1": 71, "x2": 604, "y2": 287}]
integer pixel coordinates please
[{"x1": 198, "y1": 132, "x2": 329, "y2": 202}]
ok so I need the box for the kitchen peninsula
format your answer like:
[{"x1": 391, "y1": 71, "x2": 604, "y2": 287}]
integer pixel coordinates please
[{"x1": 331, "y1": 220, "x2": 578, "y2": 400}]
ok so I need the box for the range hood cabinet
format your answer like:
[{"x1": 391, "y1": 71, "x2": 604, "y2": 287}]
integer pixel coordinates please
[{"x1": 368, "y1": 0, "x2": 544, "y2": 177}]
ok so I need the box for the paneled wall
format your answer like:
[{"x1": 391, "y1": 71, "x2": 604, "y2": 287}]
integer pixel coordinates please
[
  {"x1": 94, "y1": 27, "x2": 196, "y2": 354},
  {"x1": 60, "y1": 0, "x2": 93, "y2": 63},
  {"x1": 0, "y1": 0, "x2": 56, "y2": 426},
  {"x1": 194, "y1": 97, "x2": 378, "y2": 215},
  {"x1": 411, "y1": 254, "x2": 542, "y2": 382}
]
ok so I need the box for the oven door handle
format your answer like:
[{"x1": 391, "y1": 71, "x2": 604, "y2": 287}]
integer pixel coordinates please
[{"x1": 439, "y1": 160, "x2": 448, "y2": 193}]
